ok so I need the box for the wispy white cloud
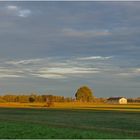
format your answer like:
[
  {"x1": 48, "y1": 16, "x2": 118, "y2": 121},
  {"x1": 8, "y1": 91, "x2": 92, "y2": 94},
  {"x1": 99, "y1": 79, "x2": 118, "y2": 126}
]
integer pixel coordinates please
[
  {"x1": 32, "y1": 73, "x2": 66, "y2": 79},
  {"x1": 3, "y1": 57, "x2": 101, "y2": 79},
  {"x1": 0, "y1": 67, "x2": 24, "y2": 78},
  {"x1": 6, "y1": 58, "x2": 42, "y2": 65},
  {"x1": 7, "y1": 5, "x2": 18, "y2": 11},
  {"x1": 39, "y1": 67, "x2": 99, "y2": 74},
  {"x1": 18, "y1": 9, "x2": 31, "y2": 18},
  {"x1": 2, "y1": 56, "x2": 140, "y2": 79},
  {"x1": 62, "y1": 28, "x2": 111, "y2": 38},
  {"x1": 0, "y1": 74, "x2": 22, "y2": 78},
  {"x1": 32, "y1": 66, "x2": 99, "y2": 79},
  {"x1": 76, "y1": 56, "x2": 113, "y2": 61},
  {"x1": 116, "y1": 68, "x2": 140, "y2": 77},
  {"x1": 5, "y1": 5, "x2": 31, "y2": 18}
]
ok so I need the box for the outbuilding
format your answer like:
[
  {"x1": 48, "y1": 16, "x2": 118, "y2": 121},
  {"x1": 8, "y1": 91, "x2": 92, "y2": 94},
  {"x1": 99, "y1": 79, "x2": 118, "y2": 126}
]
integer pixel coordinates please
[{"x1": 107, "y1": 97, "x2": 127, "y2": 104}]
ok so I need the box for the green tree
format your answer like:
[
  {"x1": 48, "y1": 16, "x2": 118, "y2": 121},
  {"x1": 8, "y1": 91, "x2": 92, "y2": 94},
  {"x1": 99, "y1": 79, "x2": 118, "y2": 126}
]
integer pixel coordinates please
[
  {"x1": 29, "y1": 94, "x2": 36, "y2": 103},
  {"x1": 75, "y1": 86, "x2": 93, "y2": 102}
]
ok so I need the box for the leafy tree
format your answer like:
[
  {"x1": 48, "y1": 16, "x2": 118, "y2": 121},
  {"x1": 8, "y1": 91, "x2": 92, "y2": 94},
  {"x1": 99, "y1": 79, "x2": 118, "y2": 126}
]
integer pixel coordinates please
[
  {"x1": 75, "y1": 86, "x2": 93, "y2": 102},
  {"x1": 29, "y1": 95, "x2": 36, "y2": 103}
]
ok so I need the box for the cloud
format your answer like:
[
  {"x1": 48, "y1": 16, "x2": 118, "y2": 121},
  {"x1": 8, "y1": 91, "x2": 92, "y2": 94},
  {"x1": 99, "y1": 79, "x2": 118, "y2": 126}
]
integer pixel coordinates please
[
  {"x1": 3, "y1": 57, "x2": 101, "y2": 79},
  {"x1": 62, "y1": 28, "x2": 111, "y2": 38},
  {"x1": 5, "y1": 5, "x2": 31, "y2": 18},
  {"x1": 35, "y1": 67, "x2": 99, "y2": 78},
  {"x1": 0, "y1": 74, "x2": 22, "y2": 78},
  {"x1": 39, "y1": 67, "x2": 99, "y2": 74},
  {"x1": 18, "y1": 9, "x2": 31, "y2": 18},
  {"x1": 2, "y1": 56, "x2": 139, "y2": 80},
  {"x1": 133, "y1": 68, "x2": 140, "y2": 73},
  {"x1": 6, "y1": 58, "x2": 42, "y2": 65},
  {"x1": 115, "y1": 68, "x2": 140, "y2": 77},
  {"x1": 32, "y1": 73, "x2": 66, "y2": 79},
  {"x1": 76, "y1": 56, "x2": 113, "y2": 61},
  {"x1": 7, "y1": 5, "x2": 18, "y2": 11},
  {"x1": 0, "y1": 67, "x2": 24, "y2": 78}
]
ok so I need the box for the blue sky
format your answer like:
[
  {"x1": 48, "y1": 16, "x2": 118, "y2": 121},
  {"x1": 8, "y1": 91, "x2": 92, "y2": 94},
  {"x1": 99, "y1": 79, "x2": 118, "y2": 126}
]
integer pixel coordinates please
[{"x1": 0, "y1": 2, "x2": 140, "y2": 97}]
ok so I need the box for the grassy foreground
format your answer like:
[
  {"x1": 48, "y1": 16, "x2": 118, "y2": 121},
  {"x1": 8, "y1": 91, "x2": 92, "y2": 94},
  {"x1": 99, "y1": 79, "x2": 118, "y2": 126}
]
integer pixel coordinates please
[{"x1": 0, "y1": 107, "x2": 139, "y2": 139}]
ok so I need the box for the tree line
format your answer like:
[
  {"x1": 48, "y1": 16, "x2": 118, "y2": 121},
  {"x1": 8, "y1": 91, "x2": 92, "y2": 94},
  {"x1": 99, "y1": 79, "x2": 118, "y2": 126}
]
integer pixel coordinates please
[
  {"x1": 127, "y1": 98, "x2": 140, "y2": 103},
  {"x1": 0, "y1": 94, "x2": 74, "y2": 103},
  {"x1": 0, "y1": 86, "x2": 94, "y2": 103}
]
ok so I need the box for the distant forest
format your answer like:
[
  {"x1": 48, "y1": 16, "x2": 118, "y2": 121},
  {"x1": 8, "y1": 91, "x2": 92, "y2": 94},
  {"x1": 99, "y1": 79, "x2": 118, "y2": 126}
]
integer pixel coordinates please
[
  {"x1": 0, "y1": 94, "x2": 140, "y2": 104},
  {"x1": 0, "y1": 94, "x2": 73, "y2": 103}
]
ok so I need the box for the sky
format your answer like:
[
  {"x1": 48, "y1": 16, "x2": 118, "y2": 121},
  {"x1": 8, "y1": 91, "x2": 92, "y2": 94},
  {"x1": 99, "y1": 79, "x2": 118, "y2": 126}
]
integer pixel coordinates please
[{"x1": 0, "y1": 1, "x2": 140, "y2": 98}]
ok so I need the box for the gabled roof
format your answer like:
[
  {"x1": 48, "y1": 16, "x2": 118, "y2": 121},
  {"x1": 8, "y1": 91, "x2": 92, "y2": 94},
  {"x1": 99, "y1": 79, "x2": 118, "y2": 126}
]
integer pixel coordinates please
[{"x1": 107, "y1": 97, "x2": 126, "y2": 101}]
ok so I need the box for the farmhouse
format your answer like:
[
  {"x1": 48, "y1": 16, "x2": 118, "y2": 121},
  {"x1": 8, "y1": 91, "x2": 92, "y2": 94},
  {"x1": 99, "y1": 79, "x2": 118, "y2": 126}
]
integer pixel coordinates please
[{"x1": 107, "y1": 97, "x2": 127, "y2": 104}]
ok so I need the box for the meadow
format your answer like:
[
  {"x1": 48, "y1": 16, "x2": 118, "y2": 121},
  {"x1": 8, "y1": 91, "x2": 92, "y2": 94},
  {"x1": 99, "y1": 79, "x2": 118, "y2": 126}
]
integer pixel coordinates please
[{"x1": 0, "y1": 105, "x2": 139, "y2": 139}]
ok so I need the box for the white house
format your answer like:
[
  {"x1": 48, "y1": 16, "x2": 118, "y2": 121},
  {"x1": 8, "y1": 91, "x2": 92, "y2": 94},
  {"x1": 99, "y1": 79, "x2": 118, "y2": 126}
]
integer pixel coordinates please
[{"x1": 107, "y1": 97, "x2": 127, "y2": 104}]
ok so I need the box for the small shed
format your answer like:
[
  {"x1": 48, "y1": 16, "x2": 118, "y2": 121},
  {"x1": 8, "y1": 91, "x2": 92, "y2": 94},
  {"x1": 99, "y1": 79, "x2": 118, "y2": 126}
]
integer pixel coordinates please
[{"x1": 107, "y1": 97, "x2": 127, "y2": 104}]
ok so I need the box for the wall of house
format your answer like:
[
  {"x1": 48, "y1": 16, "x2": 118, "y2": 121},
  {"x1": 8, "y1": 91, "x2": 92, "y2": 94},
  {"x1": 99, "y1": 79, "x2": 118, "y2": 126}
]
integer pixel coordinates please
[{"x1": 119, "y1": 98, "x2": 127, "y2": 104}]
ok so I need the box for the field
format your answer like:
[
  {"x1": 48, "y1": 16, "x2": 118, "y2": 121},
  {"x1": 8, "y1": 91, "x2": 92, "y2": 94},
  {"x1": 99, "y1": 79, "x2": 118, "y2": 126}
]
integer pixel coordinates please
[{"x1": 0, "y1": 103, "x2": 140, "y2": 139}]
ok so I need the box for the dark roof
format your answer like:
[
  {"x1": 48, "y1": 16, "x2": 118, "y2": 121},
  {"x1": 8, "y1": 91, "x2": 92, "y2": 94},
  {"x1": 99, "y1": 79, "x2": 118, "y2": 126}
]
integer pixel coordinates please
[{"x1": 107, "y1": 97, "x2": 126, "y2": 101}]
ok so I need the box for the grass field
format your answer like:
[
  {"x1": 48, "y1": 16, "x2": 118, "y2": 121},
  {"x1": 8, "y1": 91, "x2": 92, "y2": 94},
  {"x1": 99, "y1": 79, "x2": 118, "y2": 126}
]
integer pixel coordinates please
[
  {"x1": 0, "y1": 106, "x2": 139, "y2": 138},
  {"x1": 0, "y1": 102, "x2": 140, "y2": 112}
]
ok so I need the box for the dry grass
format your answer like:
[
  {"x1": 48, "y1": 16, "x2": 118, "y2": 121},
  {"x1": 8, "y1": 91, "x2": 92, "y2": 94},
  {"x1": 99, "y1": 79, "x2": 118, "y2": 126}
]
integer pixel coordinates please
[
  {"x1": 53, "y1": 102, "x2": 140, "y2": 111},
  {"x1": 0, "y1": 102, "x2": 140, "y2": 112}
]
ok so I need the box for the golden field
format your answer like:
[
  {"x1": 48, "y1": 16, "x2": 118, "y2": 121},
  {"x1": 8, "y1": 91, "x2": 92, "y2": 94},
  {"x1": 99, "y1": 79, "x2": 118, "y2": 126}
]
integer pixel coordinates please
[{"x1": 0, "y1": 102, "x2": 140, "y2": 112}]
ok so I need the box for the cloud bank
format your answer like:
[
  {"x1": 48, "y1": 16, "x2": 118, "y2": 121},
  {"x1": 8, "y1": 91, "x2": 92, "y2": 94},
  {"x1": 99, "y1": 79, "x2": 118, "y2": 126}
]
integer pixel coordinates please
[
  {"x1": 1, "y1": 56, "x2": 111, "y2": 79},
  {"x1": 1, "y1": 56, "x2": 140, "y2": 80}
]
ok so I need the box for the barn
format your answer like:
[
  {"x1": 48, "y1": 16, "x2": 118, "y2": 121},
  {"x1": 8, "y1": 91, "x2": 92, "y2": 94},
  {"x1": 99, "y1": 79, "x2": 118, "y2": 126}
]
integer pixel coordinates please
[{"x1": 107, "y1": 97, "x2": 127, "y2": 104}]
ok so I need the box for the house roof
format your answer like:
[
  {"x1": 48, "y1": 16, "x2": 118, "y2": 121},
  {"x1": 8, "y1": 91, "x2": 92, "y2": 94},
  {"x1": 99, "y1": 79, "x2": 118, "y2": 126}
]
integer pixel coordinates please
[{"x1": 107, "y1": 97, "x2": 126, "y2": 101}]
